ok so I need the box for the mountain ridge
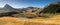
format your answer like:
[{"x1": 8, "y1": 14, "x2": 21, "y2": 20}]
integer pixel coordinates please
[{"x1": 40, "y1": 2, "x2": 60, "y2": 14}]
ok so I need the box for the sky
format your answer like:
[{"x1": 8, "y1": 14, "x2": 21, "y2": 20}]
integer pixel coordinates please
[{"x1": 0, "y1": 0, "x2": 60, "y2": 8}]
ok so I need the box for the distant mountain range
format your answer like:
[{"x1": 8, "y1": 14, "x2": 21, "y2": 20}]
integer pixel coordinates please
[
  {"x1": 0, "y1": 4, "x2": 41, "y2": 13},
  {"x1": 0, "y1": 4, "x2": 41, "y2": 17}
]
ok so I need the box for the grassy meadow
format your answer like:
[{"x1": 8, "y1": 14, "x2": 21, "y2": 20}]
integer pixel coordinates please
[{"x1": 0, "y1": 14, "x2": 60, "y2": 25}]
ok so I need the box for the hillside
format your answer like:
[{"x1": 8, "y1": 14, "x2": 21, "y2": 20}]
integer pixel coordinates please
[
  {"x1": 40, "y1": 2, "x2": 60, "y2": 14},
  {"x1": 12, "y1": 8, "x2": 43, "y2": 18}
]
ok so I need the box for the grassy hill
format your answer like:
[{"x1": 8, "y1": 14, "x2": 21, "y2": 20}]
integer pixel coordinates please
[{"x1": 40, "y1": 2, "x2": 60, "y2": 14}]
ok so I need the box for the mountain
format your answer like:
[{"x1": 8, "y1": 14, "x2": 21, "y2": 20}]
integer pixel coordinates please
[
  {"x1": 0, "y1": 4, "x2": 20, "y2": 13},
  {"x1": 3, "y1": 4, "x2": 13, "y2": 9},
  {"x1": 40, "y1": 2, "x2": 60, "y2": 14}
]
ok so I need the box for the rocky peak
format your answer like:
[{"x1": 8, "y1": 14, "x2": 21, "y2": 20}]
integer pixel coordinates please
[{"x1": 3, "y1": 4, "x2": 13, "y2": 9}]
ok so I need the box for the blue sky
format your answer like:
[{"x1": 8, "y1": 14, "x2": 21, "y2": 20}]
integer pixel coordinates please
[{"x1": 0, "y1": 0, "x2": 60, "y2": 8}]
